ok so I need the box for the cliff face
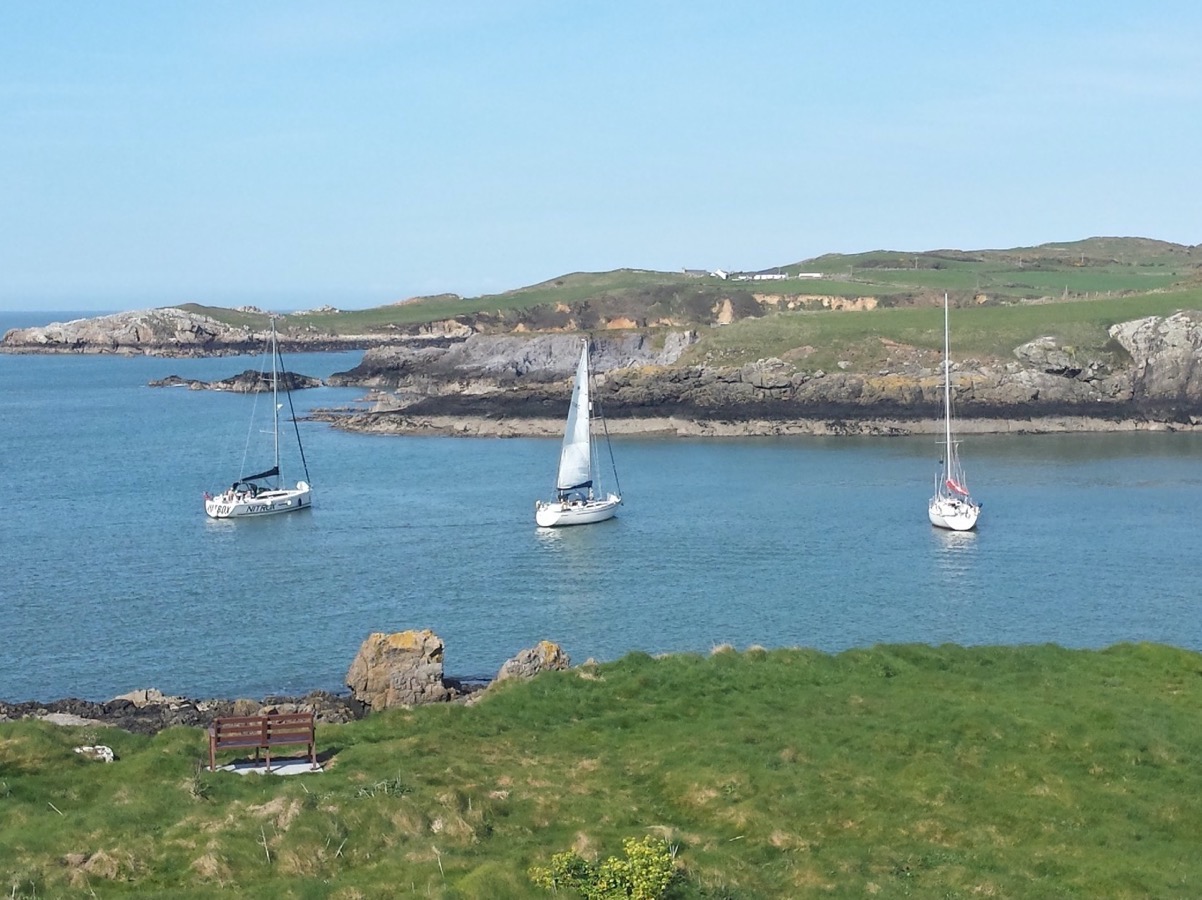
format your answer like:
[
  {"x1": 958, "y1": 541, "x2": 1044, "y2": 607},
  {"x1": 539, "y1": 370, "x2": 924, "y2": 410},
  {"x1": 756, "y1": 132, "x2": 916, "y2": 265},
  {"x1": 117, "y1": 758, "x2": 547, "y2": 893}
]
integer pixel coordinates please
[{"x1": 325, "y1": 331, "x2": 698, "y2": 389}]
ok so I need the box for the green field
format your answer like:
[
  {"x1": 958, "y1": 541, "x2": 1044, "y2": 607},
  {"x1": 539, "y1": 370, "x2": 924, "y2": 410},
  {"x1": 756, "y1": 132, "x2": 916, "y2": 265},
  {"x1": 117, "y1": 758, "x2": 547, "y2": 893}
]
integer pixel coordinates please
[
  {"x1": 687, "y1": 287, "x2": 1202, "y2": 371},
  {"x1": 3, "y1": 643, "x2": 1202, "y2": 897}
]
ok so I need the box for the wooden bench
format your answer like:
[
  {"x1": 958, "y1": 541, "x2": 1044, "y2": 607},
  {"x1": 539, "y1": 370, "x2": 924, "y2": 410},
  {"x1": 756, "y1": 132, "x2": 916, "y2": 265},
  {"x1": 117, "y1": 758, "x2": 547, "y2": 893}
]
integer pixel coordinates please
[{"x1": 208, "y1": 712, "x2": 317, "y2": 773}]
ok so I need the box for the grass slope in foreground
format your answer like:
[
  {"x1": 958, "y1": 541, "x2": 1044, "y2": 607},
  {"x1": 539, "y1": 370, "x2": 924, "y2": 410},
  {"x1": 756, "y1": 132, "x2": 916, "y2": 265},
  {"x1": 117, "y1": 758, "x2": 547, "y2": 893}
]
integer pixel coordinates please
[{"x1": 3, "y1": 643, "x2": 1202, "y2": 898}]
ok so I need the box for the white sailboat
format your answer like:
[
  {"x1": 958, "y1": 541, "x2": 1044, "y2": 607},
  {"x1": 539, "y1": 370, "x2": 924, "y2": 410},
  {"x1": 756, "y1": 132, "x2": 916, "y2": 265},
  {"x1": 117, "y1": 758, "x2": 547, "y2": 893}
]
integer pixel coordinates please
[
  {"x1": 928, "y1": 293, "x2": 980, "y2": 531},
  {"x1": 535, "y1": 339, "x2": 622, "y2": 527},
  {"x1": 204, "y1": 319, "x2": 313, "y2": 519}
]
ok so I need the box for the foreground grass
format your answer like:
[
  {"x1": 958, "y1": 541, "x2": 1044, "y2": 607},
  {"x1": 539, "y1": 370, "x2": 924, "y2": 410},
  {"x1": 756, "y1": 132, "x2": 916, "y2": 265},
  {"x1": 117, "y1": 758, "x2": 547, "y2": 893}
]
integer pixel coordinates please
[{"x1": 3, "y1": 643, "x2": 1202, "y2": 897}]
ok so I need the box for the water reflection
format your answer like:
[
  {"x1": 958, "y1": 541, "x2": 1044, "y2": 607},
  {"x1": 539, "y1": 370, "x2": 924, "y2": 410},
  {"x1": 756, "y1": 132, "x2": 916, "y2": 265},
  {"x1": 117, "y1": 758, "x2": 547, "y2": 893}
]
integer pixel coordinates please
[
  {"x1": 931, "y1": 527, "x2": 978, "y2": 579},
  {"x1": 534, "y1": 520, "x2": 617, "y2": 554}
]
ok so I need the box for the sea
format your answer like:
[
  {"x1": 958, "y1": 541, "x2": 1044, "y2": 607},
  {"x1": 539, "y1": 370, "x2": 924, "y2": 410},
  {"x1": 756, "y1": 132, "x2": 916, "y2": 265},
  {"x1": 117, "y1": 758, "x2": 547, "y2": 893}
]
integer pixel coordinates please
[{"x1": 3, "y1": 310, "x2": 1201, "y2": 703}]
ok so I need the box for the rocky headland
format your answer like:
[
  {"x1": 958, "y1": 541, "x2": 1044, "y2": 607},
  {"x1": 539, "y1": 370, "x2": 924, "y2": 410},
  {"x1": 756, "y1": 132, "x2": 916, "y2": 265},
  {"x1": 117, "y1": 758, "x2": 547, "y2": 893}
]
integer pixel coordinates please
[
  {"x1": 315, "y1": 312, "x2": 1202, "y2": 437},
  {"x1": 7, "y1": 305, "x2": 1202, "y2": 435},
  {"x1": 0, "y1": 307, "x2": 401, "y2": 357}
]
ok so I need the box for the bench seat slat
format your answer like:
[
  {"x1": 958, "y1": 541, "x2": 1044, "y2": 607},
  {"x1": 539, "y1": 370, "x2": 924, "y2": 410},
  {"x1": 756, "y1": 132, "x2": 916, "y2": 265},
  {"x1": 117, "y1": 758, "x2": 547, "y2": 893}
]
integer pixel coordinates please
[{"x1": 213, "y1": 735, "x2": 269, "y2": 748}]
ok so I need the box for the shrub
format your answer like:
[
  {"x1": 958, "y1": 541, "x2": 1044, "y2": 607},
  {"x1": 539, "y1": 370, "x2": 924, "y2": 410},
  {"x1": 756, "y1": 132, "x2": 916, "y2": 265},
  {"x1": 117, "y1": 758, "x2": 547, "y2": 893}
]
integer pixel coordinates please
[{"x1": 529, "y1": 835, "x2": 677, "y2": 899}]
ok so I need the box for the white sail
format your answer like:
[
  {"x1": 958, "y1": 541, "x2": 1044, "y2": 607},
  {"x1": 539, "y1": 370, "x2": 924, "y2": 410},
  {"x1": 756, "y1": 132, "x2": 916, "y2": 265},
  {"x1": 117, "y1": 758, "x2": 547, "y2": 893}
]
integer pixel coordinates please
[
  {"x1": 556, "y1": 343, "x2": 593, "y2": 491},
  {"x1": 535, "y1": 338, "x2": 622, "y2": 527}
]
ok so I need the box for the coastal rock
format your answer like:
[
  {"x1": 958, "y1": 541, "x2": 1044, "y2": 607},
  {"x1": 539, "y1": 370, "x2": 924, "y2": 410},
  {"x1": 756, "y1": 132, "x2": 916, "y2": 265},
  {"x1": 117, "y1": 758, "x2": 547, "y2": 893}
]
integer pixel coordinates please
[
  {"x1": 43, "y1": 713, "x2": 109, "y2": 728},
  {"x1": 495, "y1": 641, "x2": 571, "y2": 683},
  {"x1": 1109, "y1": 311, "x2": 1202, "y2": 402},
  {"x1": 741, "y1": 358, "x2": 793, "y2": 390},
  {"x1": 412, "y1": 318, "x2": 475, "y2": 339},
  {"x1": 345, "y1": 630, "x2": 453, "y2": 710},
  {"x1": 111, "y1": 687, "x2": 187, "y2": 708},
  {"x1": 1014, "y1": 336, "x2": 1084, "y2": 375},
  {"x1": 232, "y1": 698, "x2": 260, "y2": 717}
]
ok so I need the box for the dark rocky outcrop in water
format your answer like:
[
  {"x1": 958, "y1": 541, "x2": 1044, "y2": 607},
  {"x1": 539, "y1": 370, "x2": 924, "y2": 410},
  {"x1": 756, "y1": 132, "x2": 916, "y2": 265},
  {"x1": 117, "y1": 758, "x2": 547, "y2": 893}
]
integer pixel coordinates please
[{"x1": 149, "y1": 370, "x2": 322, "y2": 392}]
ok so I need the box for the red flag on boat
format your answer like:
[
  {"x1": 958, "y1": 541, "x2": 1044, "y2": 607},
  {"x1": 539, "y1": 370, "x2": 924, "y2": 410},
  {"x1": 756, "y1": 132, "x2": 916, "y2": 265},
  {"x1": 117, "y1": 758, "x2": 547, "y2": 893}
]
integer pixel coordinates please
[
  {"x1": 203, "y1": 491, "x2": 212, "y2": 500},
  {"x1": 945, "y1": 477, "x2": 967, "y2": 495}
]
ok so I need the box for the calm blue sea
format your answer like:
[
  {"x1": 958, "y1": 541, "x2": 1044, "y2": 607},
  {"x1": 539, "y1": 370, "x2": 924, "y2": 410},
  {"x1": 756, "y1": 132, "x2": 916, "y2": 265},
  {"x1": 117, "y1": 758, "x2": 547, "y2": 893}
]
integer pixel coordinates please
[{"x1": 3, "y1": 311, "x2": 1202, "y2": 702}]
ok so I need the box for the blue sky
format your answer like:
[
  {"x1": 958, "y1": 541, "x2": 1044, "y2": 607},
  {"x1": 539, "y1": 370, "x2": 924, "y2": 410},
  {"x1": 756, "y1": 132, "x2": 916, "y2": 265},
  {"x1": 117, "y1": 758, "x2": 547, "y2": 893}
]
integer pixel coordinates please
[{"x1": 2, "y1": 2, "x2": 1200, "y2": 312}]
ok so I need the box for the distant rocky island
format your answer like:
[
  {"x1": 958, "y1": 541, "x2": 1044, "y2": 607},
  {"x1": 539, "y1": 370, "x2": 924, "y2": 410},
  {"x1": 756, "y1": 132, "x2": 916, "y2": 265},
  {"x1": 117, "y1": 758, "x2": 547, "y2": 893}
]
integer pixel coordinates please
[
  {"x1": 149, "y1": 370, "x2": 322, "y2": 392},
  {"x1": 0, "y1": 307, "x2": 388, "y2": 357},
  {"x1": 5, "y1": 300, "x2": 1202, "y2": 436}
]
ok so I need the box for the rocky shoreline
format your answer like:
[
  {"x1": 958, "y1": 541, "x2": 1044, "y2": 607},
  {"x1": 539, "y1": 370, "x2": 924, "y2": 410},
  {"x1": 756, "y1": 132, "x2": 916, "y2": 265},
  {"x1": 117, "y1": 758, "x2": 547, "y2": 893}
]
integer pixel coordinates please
[
  {"x1": 0, "y1": 631, "x2": 569, "y2": 736},
  {"x1": 0, "y1": 691, "x2": 368, "y2": 736},
  {"x1": 311, "y1": 408, "x2": 1202, "y2": 438},
  {"x1": 305, "y1": 313, "x2": 1202, "y2": 434},
  {"x1": 8, "y1": 306, "x2": 1202, "y2": 435}
]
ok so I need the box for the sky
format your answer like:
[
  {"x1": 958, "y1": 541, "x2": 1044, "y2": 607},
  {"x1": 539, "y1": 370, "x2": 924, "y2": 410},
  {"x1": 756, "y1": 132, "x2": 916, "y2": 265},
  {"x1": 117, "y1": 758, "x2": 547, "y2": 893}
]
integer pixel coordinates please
[{"x1": 2, "y1": 2, "x2": 1201, "y2": 312}]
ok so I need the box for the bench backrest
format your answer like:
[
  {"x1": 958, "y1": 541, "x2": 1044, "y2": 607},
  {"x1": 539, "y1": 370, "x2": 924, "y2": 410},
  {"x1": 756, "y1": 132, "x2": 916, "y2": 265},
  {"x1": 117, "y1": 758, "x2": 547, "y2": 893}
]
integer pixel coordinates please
[
  {"x1": 264, "y1": 712, "x2": 315, "y2": 745},
  {"x1": 212, "y1": 712, "x2": 314, "y2": 746}
]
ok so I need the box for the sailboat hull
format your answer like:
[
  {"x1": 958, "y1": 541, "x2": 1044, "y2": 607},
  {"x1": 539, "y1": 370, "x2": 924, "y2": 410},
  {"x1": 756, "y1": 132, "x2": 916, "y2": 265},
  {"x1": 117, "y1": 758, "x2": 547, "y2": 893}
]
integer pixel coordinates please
[
  {"x1": 928, "y1": 497, "x2": 979, "y2": 531},
  {"x1": 205, "y1": 482, "x2": 312, "y2": 519},
  {"x1": 535, "y1": 494, "x2": 621, "y2": 528}
]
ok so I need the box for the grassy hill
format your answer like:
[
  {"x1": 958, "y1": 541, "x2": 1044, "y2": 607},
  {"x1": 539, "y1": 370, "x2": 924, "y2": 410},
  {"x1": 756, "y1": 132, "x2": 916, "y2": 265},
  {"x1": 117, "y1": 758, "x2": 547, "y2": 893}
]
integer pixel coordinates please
[
  {"x1": 171, "y1": 237, "x2": 1202, "y2": 372},
  {"x1": 3, "y1": 643, "x2": 1202, "y2": 897}
]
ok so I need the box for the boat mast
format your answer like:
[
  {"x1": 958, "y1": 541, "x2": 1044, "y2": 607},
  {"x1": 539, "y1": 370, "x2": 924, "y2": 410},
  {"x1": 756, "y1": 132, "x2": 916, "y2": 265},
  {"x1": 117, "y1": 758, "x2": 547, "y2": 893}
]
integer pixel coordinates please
[
  {"x1": 942, "y1": 293, "x2": 952, "y2": 476},
  {"x1": 585, "y1": 338, "x2": 597, "y2": 497},
  {"x1": 271, "y1": 317, "x2": 280, "y2": 479}
]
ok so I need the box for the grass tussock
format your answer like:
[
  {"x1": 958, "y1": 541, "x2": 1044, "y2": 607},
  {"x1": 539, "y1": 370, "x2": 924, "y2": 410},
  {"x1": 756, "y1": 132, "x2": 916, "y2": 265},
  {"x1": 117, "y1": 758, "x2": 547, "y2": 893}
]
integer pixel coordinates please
[{"x1": 2, "y1": 643, "x2": 1202, "y2": 897}]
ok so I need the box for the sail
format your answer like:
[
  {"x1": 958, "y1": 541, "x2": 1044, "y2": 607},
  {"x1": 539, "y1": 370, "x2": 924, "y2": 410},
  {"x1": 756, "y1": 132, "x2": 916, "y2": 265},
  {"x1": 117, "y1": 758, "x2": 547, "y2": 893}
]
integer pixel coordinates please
[
  {"x1": 556, "y1": 343, "x2": 593, "y2": 492},
  {"x1": 240, "y1": 465, "x2": 280, "y2": 484}
]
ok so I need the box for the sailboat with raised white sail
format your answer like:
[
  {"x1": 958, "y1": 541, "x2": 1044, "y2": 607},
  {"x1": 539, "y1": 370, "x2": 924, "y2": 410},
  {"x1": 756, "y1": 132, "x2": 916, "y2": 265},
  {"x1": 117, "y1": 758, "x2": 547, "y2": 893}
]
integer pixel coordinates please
[
  {"x1": 928, "y1": 293, "x2": 980, "y2": 531},
  {"x1": 535, "y1": 339, "x2": 622, "y2": 527},
  {"x1": 204, "y1": 318, "x2": 313, "y2": 519}
]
